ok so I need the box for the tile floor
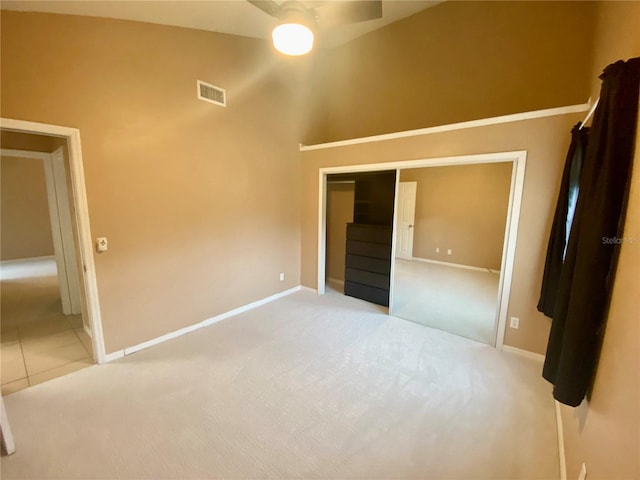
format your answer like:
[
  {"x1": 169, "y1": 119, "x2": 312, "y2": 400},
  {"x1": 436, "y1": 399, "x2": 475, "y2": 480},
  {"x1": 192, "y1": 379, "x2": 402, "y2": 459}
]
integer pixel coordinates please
[{"x1": 1, "y1": 257, "x2": 93, "y2": 396}]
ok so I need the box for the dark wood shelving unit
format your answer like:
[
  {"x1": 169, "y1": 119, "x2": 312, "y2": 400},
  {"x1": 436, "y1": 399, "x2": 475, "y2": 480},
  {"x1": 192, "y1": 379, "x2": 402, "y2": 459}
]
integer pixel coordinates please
[
  {"x1": 339, "y1": 170, "x2": 396, "y2": 307},
  {"x1": 344, "y1": 223, "x2": 393, "y2": 306}
]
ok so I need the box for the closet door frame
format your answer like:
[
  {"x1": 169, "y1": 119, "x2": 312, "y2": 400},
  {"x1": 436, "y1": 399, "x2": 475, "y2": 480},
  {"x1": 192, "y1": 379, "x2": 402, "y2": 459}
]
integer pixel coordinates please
[{"x1": 317, "y1": 150, "x2": 527, "y2": 350}]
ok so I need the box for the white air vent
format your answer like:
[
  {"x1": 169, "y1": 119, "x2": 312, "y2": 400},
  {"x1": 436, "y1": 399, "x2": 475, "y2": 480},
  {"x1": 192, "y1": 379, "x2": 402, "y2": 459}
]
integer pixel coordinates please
[{"x1": 197, "y1": 80, "x2": 226, "y2": 107}]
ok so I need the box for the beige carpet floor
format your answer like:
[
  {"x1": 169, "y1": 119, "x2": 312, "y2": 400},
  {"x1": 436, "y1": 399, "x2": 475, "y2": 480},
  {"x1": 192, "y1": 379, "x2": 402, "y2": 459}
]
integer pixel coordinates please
[
  {"x1": 1, "y1": 289, "x2": 558, "y2": 479},
  {"x1": 392, "y1": 259, "x2": 500, "y2": 345}
]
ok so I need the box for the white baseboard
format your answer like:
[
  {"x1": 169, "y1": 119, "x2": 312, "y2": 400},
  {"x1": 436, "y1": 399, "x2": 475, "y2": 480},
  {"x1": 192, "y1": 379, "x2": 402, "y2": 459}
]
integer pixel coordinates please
[
  {"x1": 104, "y1": 286, "x2": 302, "y2": 361},
  {"x1": 0, "y1": 255, "x2": 55, "y2": 266},
  {"x1": 555, "y1": 400, "x2": 567, "y2": 480},
  {"x1": 104, "y1": 350, "x2": 125, "y2": 362},
  {"x1": 410, "y1": 256, "x2": 499, "y2": 274},
  {"x1": 501, "y1": 345, "x2": 545, "y2": 363},
  {"x1": 83, "y1": 323, "x2": 92, "y2": 338},
  {"x1": 300, "y1": 286, "x2": 318, "y2": 294}
]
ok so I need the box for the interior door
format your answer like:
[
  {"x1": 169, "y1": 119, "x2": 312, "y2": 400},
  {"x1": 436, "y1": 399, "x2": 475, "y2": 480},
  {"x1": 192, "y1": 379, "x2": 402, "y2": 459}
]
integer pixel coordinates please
[{"x1": 396, "y1": 181, "x2": 417, "y2": 260}]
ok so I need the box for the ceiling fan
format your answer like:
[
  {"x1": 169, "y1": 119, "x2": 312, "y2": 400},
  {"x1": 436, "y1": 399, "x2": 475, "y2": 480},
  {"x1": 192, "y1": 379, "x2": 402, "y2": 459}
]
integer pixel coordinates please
[{"x1": 247, "y1": 0, "x2": 383, "y2": 56}]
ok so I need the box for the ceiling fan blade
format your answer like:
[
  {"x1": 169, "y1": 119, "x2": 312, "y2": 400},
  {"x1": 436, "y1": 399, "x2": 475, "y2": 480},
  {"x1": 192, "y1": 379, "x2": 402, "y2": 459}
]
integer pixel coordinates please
[
  {"x1": 316, "y1": 0, "x2": 383, "y2": 27},
  {"x1": 247, "y1": 0, "x2": 281, "y2": 18}
]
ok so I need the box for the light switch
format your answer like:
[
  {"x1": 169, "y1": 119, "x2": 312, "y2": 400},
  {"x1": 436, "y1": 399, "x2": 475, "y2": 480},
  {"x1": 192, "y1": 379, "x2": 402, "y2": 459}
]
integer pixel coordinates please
[{"x1": 96, "y1": 237, "x2": 108, "y2": 253}]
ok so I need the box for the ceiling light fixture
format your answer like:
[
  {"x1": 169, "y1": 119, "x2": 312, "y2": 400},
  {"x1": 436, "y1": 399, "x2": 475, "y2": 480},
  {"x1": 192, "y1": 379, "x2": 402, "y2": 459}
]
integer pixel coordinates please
[{"x1": 271, "y1": 2, "x2": 316, "y2": 56}]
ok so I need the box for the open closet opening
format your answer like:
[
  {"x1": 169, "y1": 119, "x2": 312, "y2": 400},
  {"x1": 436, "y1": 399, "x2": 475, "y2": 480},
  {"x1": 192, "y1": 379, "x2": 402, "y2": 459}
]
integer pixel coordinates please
[{"x1": 324, "y1": 170, "x2": 396, "y2": 307}]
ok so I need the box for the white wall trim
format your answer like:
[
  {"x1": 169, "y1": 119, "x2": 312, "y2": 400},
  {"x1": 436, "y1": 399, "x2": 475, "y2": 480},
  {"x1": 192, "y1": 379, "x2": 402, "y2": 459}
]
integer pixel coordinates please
[
  {"x1": 1, "y1": 118, "x2": 107, "y2": 364},
  {"x1": 493, "y1": 152, "x2": 526, "y2": 350},
  {"x1": 410, "y1": 256, "x2": 500, "y2": 274},
  {"x1": 501, "y1": 345, "x2": 545, "y2": 363},
  {"x1": 0, "y1": 396, "x2": 16, "y2": 455},
  {"x1": 103, "y1": 350, "x2": 125, "y2": 363},
  {"x1": 316, "y1": 151, "x2": 526, "y2": 175},
  {"x1": 317, "y1": 151, "x2": 527, "y2": 350},
  {"x1": 555, "y1": 400, "x2": 568, "y2": 480},
  {"x1": 317, "y1": 168, "x2": 327, "y2": 295},
  {"x1": 41, "y1": 151, "x2": 73, "y2": 314},
  {"x1": 51, "y1": 146, "x2": 83, "y2": 314},
  {"x1": 102, "y1": 286, "x2": 302, "y2": 361},
  {"x1": 388, "y1": 170, "x2": 400, "y2": 309},
  {"x1": 301, "y1": 102, "x2": 591, "y2": 151},
  {"x1": 0, "y1": 255, "x2": 55, "y2": 266},
  {"x1": 300, "y1": 286, "x2": 318, "y2": 294}
]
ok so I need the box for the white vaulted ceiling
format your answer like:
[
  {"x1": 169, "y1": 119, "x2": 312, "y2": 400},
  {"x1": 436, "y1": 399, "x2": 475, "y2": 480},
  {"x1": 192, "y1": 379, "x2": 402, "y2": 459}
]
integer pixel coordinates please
[{"x1": 0, "y1": 0, "x2": 441, "y2": 48}]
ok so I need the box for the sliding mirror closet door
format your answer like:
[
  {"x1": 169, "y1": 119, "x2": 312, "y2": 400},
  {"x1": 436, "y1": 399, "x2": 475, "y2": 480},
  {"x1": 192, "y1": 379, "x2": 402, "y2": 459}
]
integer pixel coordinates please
[{"x1": 390, "y1": 163, "x2": 512, "y2": 345}]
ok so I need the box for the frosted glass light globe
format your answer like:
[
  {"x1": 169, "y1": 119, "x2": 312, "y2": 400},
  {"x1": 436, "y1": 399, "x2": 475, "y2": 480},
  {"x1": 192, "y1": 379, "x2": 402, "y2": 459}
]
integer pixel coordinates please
[{"x1": 272, "y1": 23, "x2": 314, "y2": 56}]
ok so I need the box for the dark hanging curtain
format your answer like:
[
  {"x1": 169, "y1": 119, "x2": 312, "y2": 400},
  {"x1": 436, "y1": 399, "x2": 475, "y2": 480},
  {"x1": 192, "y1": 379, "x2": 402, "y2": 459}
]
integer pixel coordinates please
[
  {"x1": 537, "y1": 124, "x2": 589, "y2": 317},
  {"x1": 541, "y1": 57, "x2": 640, "y2": 407}
]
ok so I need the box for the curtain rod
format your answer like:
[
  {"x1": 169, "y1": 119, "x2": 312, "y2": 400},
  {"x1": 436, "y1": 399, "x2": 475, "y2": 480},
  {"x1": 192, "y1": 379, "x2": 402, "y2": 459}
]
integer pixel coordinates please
[{"x1": 579, "y1": 98, "x2": 600, "y2": 130}]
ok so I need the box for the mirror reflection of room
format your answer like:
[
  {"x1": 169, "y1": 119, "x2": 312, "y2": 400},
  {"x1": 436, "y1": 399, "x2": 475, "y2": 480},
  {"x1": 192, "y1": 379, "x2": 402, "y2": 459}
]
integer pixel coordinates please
[{"x1": 392, "y1": 162, "x2": 513, "y2": 345}]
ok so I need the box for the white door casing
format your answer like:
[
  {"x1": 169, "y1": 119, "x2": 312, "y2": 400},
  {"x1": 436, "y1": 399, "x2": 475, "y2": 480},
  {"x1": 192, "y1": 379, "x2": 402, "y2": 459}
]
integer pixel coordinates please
[
  {"x1": 396, "y1": 182, "x2": 417, "y2": 260},
  {"x1": 41, "y1": 151, "x2": 72, "y2": 314},
  {"x1": 50, "y1": 147, "x2": 83, "y2": 315},
  {"x1": 0, "y1": 396, "x2": 15, "y2": 455},
  {"x1": 0, "y1": 118, "x2": 106, "y2": 364}
]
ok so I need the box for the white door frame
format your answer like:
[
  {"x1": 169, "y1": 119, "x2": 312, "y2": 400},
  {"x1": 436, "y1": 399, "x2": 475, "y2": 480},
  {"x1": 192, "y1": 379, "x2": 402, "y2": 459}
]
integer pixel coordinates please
[
  {"x1": 50, "y1": 146, "x2": 83, "y2": 315},
  {"x1": 1, "y1": 118, "x2": 106, "y2": 363},
  {"x1": 317, "y1": 150, "x2": 527, "y2": 350}
]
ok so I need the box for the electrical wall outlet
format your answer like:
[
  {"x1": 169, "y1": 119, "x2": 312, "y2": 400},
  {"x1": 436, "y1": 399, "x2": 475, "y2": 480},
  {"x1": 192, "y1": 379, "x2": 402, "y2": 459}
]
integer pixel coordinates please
[
  {"x1": 510, "y1": 317, "x2": 520, "y2": 329},
  {"x1": 447, "y1": 249, "x2": 452, "y2": 255},
  {"x1": 436, "y1": 247, "x2": 440, "y2": 253},
  {"x1": 96, "y1": 237, "x2": 108, "y2": 253},
  {"x1": 279, "y1": 272, "x2": 285, "y2": 281}
]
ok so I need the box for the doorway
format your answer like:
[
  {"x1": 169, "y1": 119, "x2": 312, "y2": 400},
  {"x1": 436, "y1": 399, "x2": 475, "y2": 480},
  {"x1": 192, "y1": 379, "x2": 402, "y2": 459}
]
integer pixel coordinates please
[
  {"x1": 317, "y1": 151, "x2": 526, "y2": 349},
  {"x1": 0, "y1": 119, "x2": 106, "y2": 395}
]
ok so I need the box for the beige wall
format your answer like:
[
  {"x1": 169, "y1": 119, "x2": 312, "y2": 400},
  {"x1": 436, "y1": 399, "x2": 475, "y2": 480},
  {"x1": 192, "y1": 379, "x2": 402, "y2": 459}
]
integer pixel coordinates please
[
  {"x1": 0, "y1": 156, "x2": 55, "y2": 260},
  {"x1": 400, "y1": 163, "x2": 512, "y2": 270},
  {"x1": 301, "y1": 112, "x2": 583, "y2": 355},
  {"x1": 304, "y1": 1, "x2": 596, "y2": 144},
  {"x1": 559, "y1": 3, "x2": 640, "y2": 480},
  {"x1": 325, "y1": 182, "x2": 354, "y2": 283},
  {"x1": 1, "y1": 11, "x2": 305, "y2": 353}
]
